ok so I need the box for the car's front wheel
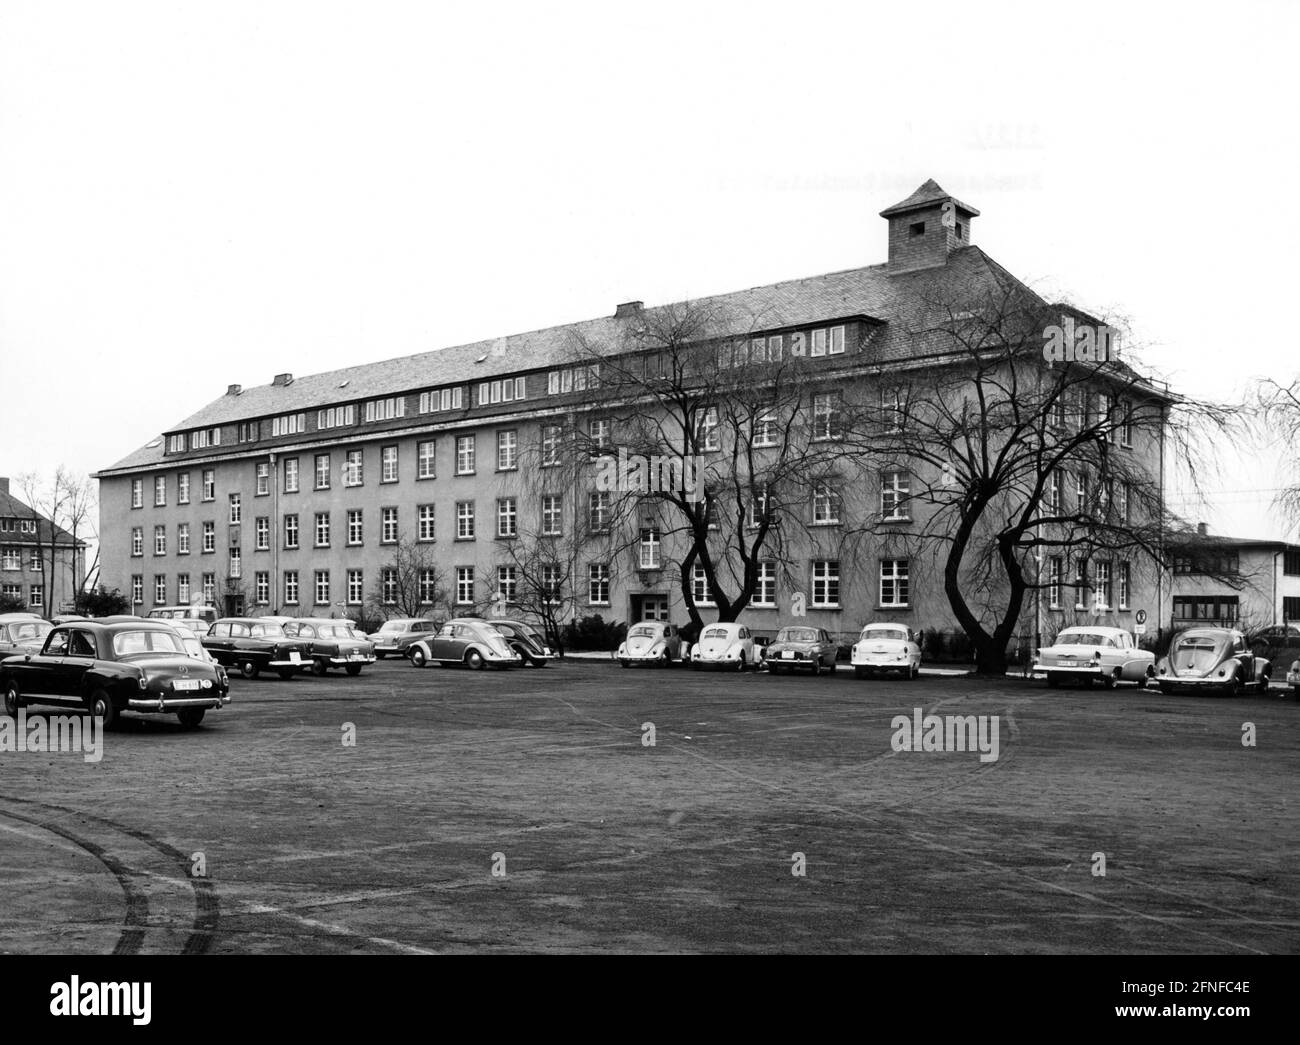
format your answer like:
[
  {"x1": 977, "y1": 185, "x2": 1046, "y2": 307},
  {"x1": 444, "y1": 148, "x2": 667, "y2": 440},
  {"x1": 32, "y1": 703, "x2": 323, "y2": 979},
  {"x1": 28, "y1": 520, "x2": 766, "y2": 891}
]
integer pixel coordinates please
[
  {"x1": 88, "y1": 689, "x2": 117, "y2": 729},
  {"x1": 177, "y1": 708, "x2": 205, "y2": 728},
  {"x1": 410, "y1": 647, "x2": 427, "y2": 668},
  {"x1": 4, "y1": 681, "x2": 21, "y2": 717}
]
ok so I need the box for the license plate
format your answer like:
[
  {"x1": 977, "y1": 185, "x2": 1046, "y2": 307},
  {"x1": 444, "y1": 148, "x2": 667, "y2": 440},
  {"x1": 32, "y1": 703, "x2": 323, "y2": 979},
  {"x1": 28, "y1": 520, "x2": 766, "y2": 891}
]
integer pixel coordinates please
[
  {"x1": 782, "y1": 651, "x2": 794, "y2": 659},
  {"x1": 290, "y1": 652, "x2": 301, "y2": 662},
  {"x1": 173, "y1": 679, "x2": 200, "y2": 691}
]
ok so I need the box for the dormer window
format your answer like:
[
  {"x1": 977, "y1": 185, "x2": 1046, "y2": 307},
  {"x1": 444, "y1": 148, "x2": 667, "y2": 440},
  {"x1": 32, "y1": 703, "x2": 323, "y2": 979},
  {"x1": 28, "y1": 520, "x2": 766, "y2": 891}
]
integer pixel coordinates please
[{"x1": 909, "y1": 221, "x2": 926, "y2": 237}]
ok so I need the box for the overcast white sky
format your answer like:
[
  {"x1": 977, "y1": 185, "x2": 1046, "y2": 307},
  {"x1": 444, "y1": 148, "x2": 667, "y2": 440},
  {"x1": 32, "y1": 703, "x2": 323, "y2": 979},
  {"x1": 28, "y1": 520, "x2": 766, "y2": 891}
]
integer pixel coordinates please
[{"x1": 1, "y1": 0, "x2": 1296, "y2": 541}]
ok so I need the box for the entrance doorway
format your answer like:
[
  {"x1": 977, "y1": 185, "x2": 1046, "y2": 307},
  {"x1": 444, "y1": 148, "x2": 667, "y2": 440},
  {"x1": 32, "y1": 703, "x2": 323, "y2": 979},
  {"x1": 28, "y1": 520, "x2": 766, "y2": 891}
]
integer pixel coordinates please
[{"x1": 632, "y1": 595, "x2": 669, "y2": 622}]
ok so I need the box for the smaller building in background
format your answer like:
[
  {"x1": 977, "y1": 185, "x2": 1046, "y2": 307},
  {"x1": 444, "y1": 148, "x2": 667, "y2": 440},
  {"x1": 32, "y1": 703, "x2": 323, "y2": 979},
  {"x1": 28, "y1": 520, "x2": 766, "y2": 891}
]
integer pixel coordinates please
[
  {"x1": 0, "y1": 477, "x2": 87, "y2": 616},
  {"x1": 1167, "y1": 523, "x2": 1300, "y2": 632}
]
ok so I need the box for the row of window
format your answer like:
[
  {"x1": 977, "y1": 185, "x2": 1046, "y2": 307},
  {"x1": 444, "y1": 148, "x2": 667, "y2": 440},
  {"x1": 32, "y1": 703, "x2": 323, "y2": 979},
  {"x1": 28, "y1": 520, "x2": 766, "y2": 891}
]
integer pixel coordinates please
[
  {"x1": 0, "y1": 583, "x2": 42, "y2": 607},
  {"x1": 0, "y1": 519, "x2": 38, "y2": 534},
  {"x1": 126, "y1": 558, "x2": 902, "y2": 611},
  {"x1": 1, "y1": 548, "x2": 45, "y2": 571},
  {"x1": 1044, "y1": 557, "x2": 1134, "y2": 611}
]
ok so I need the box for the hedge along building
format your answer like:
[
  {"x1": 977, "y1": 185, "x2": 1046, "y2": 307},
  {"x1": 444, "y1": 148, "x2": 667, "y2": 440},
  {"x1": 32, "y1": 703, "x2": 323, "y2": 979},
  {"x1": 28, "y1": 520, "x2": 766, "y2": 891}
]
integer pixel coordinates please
[{"x1": 93, "y1": 181, "x2": 1177, "y2": 668}]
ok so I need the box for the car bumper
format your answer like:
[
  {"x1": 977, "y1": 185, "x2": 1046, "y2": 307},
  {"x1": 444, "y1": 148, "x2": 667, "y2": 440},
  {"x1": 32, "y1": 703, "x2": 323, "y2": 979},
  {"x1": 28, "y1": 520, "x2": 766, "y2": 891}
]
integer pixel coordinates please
[
  {"x1": 129, "y1": 693, "x2": 231, "y2": 711},
  {"x1": 1037, "y1": 664, "x2": 1104, "y2": 678},
  {"x1": 1155, "y1": 674, "x2": 1239, "y2": 692},
  {"x1": 327, "y1": 654, "x2": 376, "y2": 666},
  {"x1": 269, "y1": 658, "x2": 309, "y2": 669},
  {"x1": 852, "y1": 655, "x2": 913, "y2": 670}
]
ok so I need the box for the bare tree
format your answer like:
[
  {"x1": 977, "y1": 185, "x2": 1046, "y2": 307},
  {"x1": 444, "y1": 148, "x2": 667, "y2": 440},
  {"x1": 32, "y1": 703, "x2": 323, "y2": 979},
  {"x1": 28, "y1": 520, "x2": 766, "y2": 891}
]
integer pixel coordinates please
[
  {"x1": 367, "y1": 535, "x2": 453, "y2": 621},
  {"x1": 1255, "y1": 377, "x2": 1300, "y2": 526},
  {"x1": 560, "y1": 300, "x2": 848, "y2": 629},
  {"x1": 834, "y1": 275, "x2": 1233, "y2": 674},
  {"x1": 16, "y1": 468, "x2": 91, "y2": 617}
]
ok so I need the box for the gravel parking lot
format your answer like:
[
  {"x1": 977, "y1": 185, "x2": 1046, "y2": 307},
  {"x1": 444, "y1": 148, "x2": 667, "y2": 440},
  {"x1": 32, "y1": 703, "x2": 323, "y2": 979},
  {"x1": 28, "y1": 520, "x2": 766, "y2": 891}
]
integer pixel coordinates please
[{"x1": 1, "y1": 659, "x2": 1296, "y2": 954}]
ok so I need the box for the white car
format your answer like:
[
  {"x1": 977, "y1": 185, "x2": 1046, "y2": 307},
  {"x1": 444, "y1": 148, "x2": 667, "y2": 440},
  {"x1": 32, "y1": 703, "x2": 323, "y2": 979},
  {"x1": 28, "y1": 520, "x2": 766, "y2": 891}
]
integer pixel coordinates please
[
  {"x1": 617, "y1": 621, "x2": 682, "y2": 667},
  {"x1": 852, "y1": 623, "x2": 921, "y2": 679},
  {"x1": 1034, "y1": 626, "x2": 1156, "y2": 688},
  {"x1": 690, "y1": 623, "x2": 756, "y2": 671},
  {"x1": 1287, "y1": 659, "x2": 1300, "y2": 699}
]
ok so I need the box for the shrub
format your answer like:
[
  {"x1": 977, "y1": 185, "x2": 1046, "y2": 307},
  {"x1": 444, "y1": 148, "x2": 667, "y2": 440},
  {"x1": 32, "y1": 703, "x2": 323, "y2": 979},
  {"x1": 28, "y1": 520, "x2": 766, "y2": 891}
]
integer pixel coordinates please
[
  {"x1": 947, "y1": 629, "x2": 973, "y2": 662},
  {"x1": 561, "y1": 614, "x2": 627, "y2": 651},
  {"x1": 0, "y1": 592, "x2": 25, "y2": 614},
  {"x1": 75, "y1": 587, "x2": 131, "y2": 617}
]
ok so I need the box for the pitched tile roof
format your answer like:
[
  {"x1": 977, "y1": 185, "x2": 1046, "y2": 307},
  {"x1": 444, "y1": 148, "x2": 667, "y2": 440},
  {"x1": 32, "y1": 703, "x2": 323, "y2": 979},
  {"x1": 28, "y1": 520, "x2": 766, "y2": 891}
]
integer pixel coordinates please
[
  {"x1": 880, "y1": 178, "x2": 980, "y2": 218},
  {"x1": 99, "y1": 245, "x2": 1030, "y2": 474},
  {"x1": 0, "y1": 486, "x2": 82, "y2": 547}
]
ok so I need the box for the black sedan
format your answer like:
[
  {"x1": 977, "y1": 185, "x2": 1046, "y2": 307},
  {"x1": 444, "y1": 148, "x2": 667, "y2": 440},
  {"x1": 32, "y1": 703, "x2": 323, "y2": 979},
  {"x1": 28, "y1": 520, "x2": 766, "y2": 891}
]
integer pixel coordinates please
[
  {"x1": 1, "y1": 620, "x2": 230, "y2": 728},
  {"x1": 487, "y1": 620, "x2": 555, "y2": 666},
  {"x1": 202, "y1": 618, "x2": 311, "y2": 679}
]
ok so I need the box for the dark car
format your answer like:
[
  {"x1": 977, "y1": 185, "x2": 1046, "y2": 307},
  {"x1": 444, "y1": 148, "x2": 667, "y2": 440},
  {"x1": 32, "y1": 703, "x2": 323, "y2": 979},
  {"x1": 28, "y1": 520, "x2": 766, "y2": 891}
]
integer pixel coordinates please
[
  {"x1": 202, "y1": 618, "x2": 311, "y2": 679},
  {"x1": 0, "y1": 614, "x2": 54, "y2": 656},
  {"x1": 765, "y1": 626, "x2": 838, "y2": 675},
  {"x1": 366, "y1": 618, "x2": 441, "y2": 659},
  {"x1": 1, "y1": 620, "x2": 230, "y2": 728},
  {"x1": 487, "y1": 620, "x2": 554, "y2": 666},
  {"x1": 282, "y1": 619, "x2": 377, "y2": 676},
  {"x1": 408, "y1": 619, "x2": 522, "y2": 669},
  {"x1": 1247, "y1": 624, "x2": 1300, "y2": 659},
  {"x1": 1154, "y1": 627, "x2": 1272, "y2": 696}
]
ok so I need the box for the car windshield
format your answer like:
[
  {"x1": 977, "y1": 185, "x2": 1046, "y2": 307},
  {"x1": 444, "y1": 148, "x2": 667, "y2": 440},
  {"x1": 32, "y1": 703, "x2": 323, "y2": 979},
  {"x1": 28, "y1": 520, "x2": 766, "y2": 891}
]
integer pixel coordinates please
[
  {"x1": 11, "y1": 621, "x2": 51, "y2": 642},
  {"x1": 778, "y1": 628, "x2": 818, "y2": 643},
  {"x1": 249, "y1": 623, "x2": 288, "y2": 638},
  {"x1": 864, "y1": 628, "x2": 908, "y2": 642},
  {"x1": 629, "y1": 625, "x2": 658, "y2": 638},
  {"x1": 112, "y1": 630, "x2": 187, "y2": 657},
  {"x1": 1057, "y1": 631, "x2": 1115, "y2": 647}
]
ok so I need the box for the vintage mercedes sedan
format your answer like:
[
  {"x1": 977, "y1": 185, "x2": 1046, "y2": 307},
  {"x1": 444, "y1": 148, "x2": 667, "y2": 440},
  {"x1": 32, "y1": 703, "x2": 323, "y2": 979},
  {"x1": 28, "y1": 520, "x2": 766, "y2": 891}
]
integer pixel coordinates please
[
  {"x1": 767, "y1": 626, "x2": 839, "y2": 675},
  {"x1": 690, "y1": 623, "x2": 756, "y2": 671},
  {"x1": 1155, "y1": 628, "x2": 1271, "y2": 696},
  {"x1": 367, "y1": 618, "x2": 441, "y2": 659},
  {"x1": 1, "y1": 620, "x2": 230, "y2": 727},
  {"x1": 0, "y1": 613, "x2": 53, "y2": 656},
  {"x1": 282, "y1": 618, "x2": 377, "y2": 676},
  {"x1": 616, "y1": 621, "x2": 682, "y2": 668},
  {"x1": 488, "y1": 620, "x2": 555, "y2": 666},
  {"x1": 1034, "y1": 626, "x2": 1156, "y2": 688},
  {"x1": 202, "y1": 618, "x2": 311, "y2": 679},
  {"x1": 851, "y1": 623, "x2": 922, "y2": 679},
  {"x1": 407, "y1": 619, "x2": 522, "y2": 669}
]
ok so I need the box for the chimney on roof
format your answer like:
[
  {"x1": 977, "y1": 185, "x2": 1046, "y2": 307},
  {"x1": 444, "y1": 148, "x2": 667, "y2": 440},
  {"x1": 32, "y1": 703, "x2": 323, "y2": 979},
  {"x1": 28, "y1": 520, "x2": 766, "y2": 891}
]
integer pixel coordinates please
[
  {"x1": 272, "y1": 373, "x2": 294, "y2": 387},
  {"x1": 1197, "y1": 522, "x2": 1209, "y2": 537},
  {"x1": 226, "y1": 383, "x2": 242, "y2": 396},
  {"x1": 614, "y1": 301, "x2": 644, "y2": 318},
  {"x1": 880, "y1": 178, "x2": 979, "y2": 275},
  {"x1": 0, "y1": 477, "x2": 8, "y2": 495}
]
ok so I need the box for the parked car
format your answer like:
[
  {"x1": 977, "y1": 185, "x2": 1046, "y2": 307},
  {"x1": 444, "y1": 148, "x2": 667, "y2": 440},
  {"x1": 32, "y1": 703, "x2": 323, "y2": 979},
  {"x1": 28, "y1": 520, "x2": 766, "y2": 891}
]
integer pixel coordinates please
[
  {"x1": 367, "y1": 618, "x2": 441, "y2": 659},
  {"x1": 145, "y1": 604, "x2": 218, "y2": 637},
  {"x1": 851, "y1": 623, "x2": 922, "y2": 679},
  {"x1": 616, "y1": 621, "x2": 682, "y2": 668},
  {"x1": 1034, "y1": 626, "x2": 1156, "y2": 688},
  {"x1": 1247, "y1": 624, "x2": 1300, "y2": 659},
  {"x1": 407, "y1": 619, "x2": 521, "y2": 669},
  {"x1": 0, "y1": 613, "x2": 54, "y2": 656},
  {"x1": 488, "y1": 620, "x2": 554, "y2": 666},
  {"x1": 1287, "y1": 659, "x2": 1300, "y2": 700},
  {"x1": 1, "y1": 619, "x2": 230, "y2": 728},
  {"x1": 691, "y1": 622, "x2": 756, "y2": 671},
  {"x1": 1155, "y1": 628, "x2": 1271, "y2": 696},
  {"x1": 282, "y1": 619, "x2": 377, "y2": 676},
  {"x1": 767, "y1": 626, "x2": 838, "y2": 675},
  {"x1": 202, "y1": 618, "x2": 311, "y2": 679}
]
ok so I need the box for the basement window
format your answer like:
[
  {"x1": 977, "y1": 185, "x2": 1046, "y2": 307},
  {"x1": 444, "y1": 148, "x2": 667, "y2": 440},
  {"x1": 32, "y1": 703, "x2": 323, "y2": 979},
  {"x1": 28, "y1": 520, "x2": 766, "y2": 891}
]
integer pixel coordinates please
[{"x1": 909, "y1": 221, "x2": 926, "y2": 237}]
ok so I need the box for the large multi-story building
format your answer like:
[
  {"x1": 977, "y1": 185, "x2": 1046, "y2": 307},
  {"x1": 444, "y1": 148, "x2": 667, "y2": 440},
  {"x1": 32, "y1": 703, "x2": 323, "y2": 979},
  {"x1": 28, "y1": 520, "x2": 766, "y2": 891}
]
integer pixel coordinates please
[
  {"x1": 0, "y1": 477, "x2": 87, "y2": 615},
  {"x1": 94, "y1": 180, "x2": 1173, "y2": 648}
]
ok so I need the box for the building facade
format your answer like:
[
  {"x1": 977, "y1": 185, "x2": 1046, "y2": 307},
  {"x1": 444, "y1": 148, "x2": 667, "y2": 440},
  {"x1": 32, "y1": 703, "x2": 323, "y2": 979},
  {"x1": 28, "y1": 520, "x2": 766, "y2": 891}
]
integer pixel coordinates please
[
  {"x1": 0, "y1": 477, "x2": 86, "y2": 615},
  {"x1": 1169, "y1": 525, "x2": 1300, "y2": 631},
  {"x1": 94, "y1": 181, "x2": 1172, "y2": 647}
]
